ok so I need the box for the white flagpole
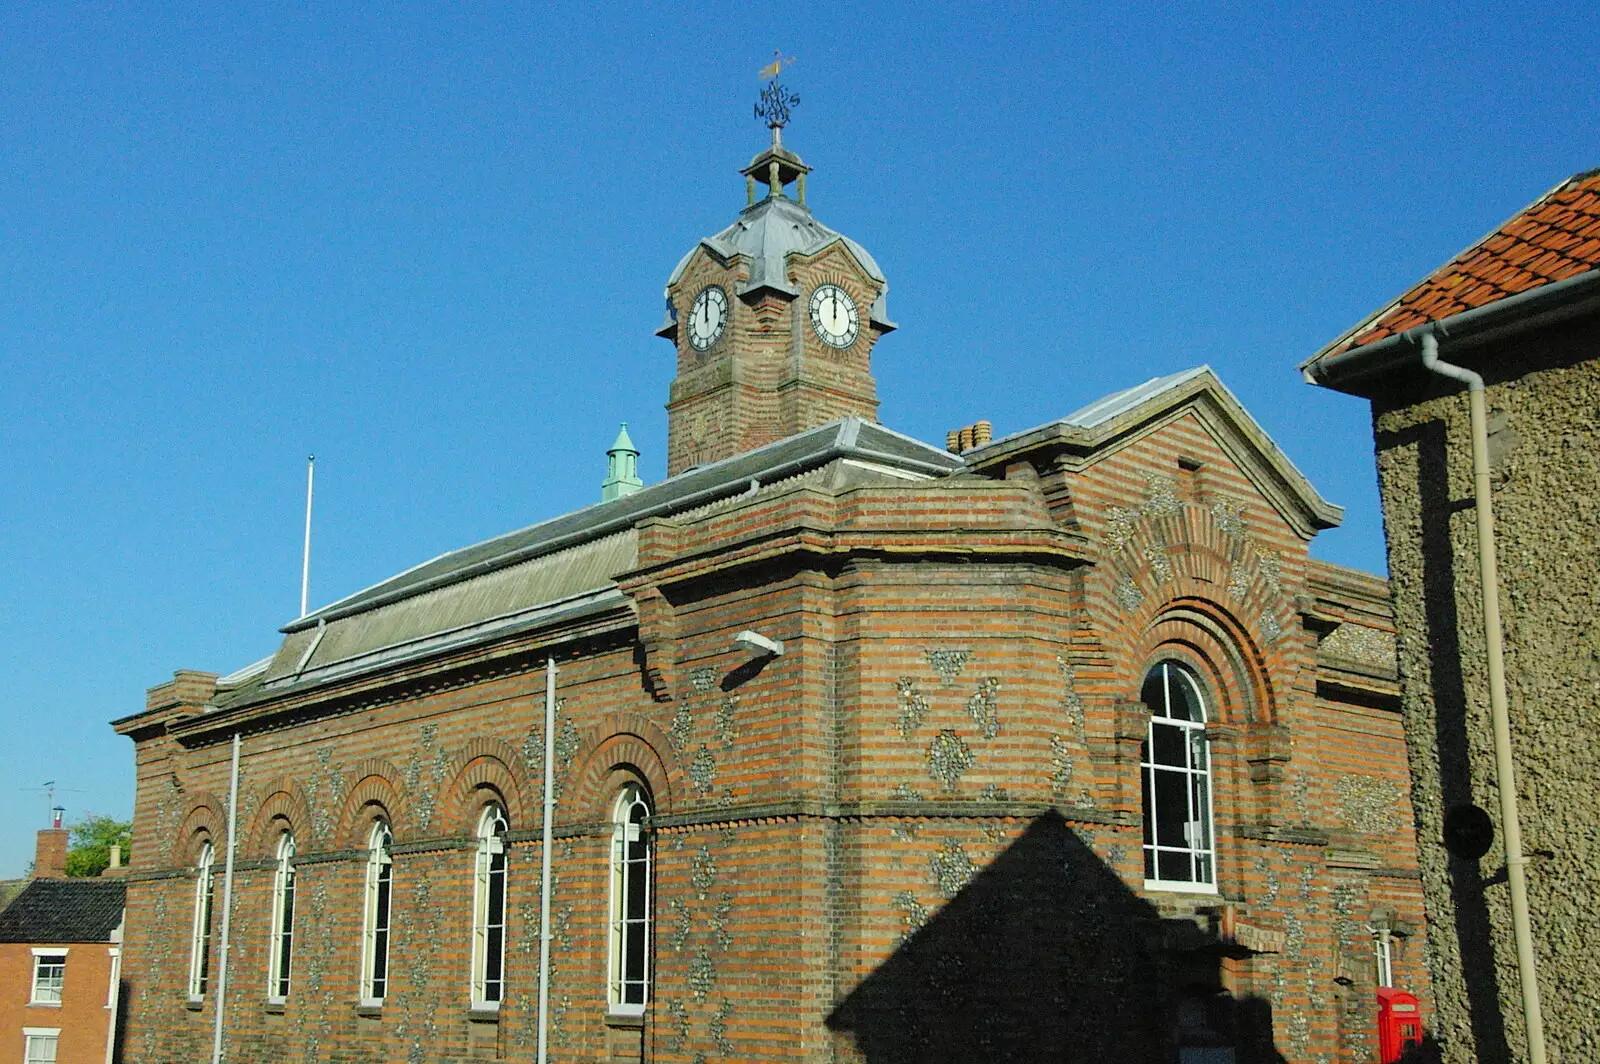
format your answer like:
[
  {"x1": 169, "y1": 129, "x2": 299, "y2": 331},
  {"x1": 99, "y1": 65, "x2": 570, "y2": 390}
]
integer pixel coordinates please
[{"x1": 300, "y1": 456, "x2": 315, "y2": 618}]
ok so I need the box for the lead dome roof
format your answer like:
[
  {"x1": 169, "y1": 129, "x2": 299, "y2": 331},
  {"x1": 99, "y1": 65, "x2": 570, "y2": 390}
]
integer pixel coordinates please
[{"x1": 665, "y1": 192, "x2": 894, "y2": 328}]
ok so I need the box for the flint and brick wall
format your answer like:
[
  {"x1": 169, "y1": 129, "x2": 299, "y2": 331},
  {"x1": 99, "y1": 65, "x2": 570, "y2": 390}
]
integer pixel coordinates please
[{"x1": 117, "y1": 414, "x2": 1424, "y2": 1063}]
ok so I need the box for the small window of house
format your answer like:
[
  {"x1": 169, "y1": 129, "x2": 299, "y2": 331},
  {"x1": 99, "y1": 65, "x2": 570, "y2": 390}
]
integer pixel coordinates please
[
  {"x1": 30, "y1": 952, "x2": 66, "y2": 1005},
  {"x1": 267, "y1": 831, "x2": 296, "y2": 1000},
  {"x1": 188, "y1": 840, "x2": 216, "y2": 999},
  {"x1": 607, "y1": 782, "x2": 653, "y2": 1015}
]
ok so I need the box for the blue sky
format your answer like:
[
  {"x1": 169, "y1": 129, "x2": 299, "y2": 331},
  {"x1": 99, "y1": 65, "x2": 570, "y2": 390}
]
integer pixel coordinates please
[{"x1": 1, "y1": 2, "x2": 1594, "y2": 875}]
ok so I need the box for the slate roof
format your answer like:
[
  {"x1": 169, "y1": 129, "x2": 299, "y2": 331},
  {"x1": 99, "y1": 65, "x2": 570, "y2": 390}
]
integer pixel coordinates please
[
  {"x1": 1315, "y1": 169, "x2": 1600, "y2": 360},
  {"x1": 285, "y1": 419, "x2": 960, "y2": 634},
  {"x1": 0, "y1": 879, "x2": 124, "y2": 943}
]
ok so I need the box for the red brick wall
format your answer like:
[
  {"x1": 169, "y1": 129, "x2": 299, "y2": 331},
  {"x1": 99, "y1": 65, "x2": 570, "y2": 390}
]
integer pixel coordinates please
[{"x1": 0, "y1": 941, "x2": 117, "y2": 1064}]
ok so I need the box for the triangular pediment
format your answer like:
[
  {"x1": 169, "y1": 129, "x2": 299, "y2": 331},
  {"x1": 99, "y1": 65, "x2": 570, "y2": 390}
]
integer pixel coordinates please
[{"x1": 963, "y1": 366, "x2": 1343, "y2": 539}]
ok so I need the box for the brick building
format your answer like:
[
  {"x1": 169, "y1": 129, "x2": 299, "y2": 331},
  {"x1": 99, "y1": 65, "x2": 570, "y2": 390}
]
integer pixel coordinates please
[
  {"x1": 113, "y1": 126, "x2": 1427, "y2": 1062},
  {"x1": 1303, "y1": 169, "x2": 1600, "y2": 1064},
  {"x1": 0, "y1": 828, "x2": 127, "y2": 1064}
]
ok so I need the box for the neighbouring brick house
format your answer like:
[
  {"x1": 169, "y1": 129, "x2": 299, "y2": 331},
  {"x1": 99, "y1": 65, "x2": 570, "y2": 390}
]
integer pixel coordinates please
[
  {"x1": 0, "y1": 828, "x2": 127, "y2": 1064},
  {"x1": 113, "y1": 127, "x2": 1427, "y2": 1063},
  {"x1": 1303, "y1": 169, "x2": 1600, "y2": 1064}
]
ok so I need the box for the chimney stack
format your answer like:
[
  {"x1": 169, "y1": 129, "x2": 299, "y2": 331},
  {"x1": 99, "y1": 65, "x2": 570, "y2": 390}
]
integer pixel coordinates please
[
  {"x1": 945, "y1": 419, "x2": 993, "y2": 455},
  {"x1": 34, "y1": 826, "x2": 68, "y2": 878}
]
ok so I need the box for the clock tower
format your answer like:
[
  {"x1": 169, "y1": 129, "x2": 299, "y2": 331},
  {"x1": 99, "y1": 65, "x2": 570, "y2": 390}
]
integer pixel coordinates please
[{"x1": 656, "y1": 92, "x2": 895, "y2": 476}]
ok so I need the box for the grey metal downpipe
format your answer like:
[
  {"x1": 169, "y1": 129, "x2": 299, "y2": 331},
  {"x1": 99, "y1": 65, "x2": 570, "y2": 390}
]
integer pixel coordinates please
[{"x1": 1418, "y1": 329, "x2": 1547, "y2": 1064}]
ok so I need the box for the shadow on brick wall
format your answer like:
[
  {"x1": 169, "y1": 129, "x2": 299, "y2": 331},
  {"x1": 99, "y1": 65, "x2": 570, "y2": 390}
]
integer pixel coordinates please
[{"x1": 826, "y1": 811, "x2": 1284, "y2": 1063}]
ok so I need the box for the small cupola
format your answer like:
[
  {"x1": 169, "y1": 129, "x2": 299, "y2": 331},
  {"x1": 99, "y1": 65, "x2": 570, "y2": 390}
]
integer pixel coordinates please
[{"x1": 601, "y1": 423, "x2": 643, "y2": 502}]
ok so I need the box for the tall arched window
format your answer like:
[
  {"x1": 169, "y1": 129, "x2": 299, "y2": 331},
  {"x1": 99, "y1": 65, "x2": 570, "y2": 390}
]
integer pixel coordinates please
[
  {"x1": 470, "y1": 804, "x2": 508, "y2": 1008},
  {"x1": 267, "y1": 831, "x2": 297, "y2": 1000},
  {"x1": 361, "y1": 820, "x2": 393, "y2": 1004},
  {"x1": 187, "y1": 840, "x2": 215, "y2": 1000},
  {"x1": 607, "y1": 783, "x2": 652, "y2": 1015},
  {"x1": 1140, "y1": 661, "x2": 1217, "y2": 891}
]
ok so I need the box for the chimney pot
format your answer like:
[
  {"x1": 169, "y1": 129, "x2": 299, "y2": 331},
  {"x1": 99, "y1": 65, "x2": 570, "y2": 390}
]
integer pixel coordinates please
[
  {"x1": 946, "y1": 430, "x2": 961, "y2": 454},
  {"x1": 973, "y1": 420, "x2": 992, "y2": 447}
]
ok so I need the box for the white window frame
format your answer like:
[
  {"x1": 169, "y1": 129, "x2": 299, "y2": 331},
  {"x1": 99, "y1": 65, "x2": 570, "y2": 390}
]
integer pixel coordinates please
[
  {"x1": 360, "y1": 820, "x2": 394, "y2": 1006},
  {"x1": 187, "y1": 840, "x2": 215, "y2": 1000},
  {"x1": 1374, "y1": 927, "x2": 1395, "y2": 987},
  {"x1": 267, "y1": 831, "x2": 296, "y2": 1002},
  {"x1": 29, "y1": 949, "x2": 67, "y2": 1006},
  {"x1": 607, "y1": 783, "x2": 652, "y2": 1016},
  {"x1": 469, "y1": 804, "x2": 508, "y2": 1009},
  {"x1": 105, "y1": 947, "x2": 121, "y2": 1010},
  {"x1": 1141, "y1": 660, "x2": 1219, "y2": 894},
  {"x1": 22, "y1": 1028, "x2": 60, "y2": 1064}
]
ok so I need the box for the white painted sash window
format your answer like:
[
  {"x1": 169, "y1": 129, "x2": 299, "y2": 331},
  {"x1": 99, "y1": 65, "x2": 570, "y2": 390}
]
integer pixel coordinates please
[
  {"x1": 607, "y1": 783, "x2": 652, "y2": 1015},
  {"x1": 1141, "y1": 661, "x2": 1218, "y2": 892},
  {"x1": 188, "y1": 841, "x2": 216, "y2": 999},
  {"x1": 360, "y1": 820, "x2": 393, "y2": 1004},
  {"x1": 267, "y1": 831, "x2": 296, "y2": 1000},
  {"x1": 470, "y1": 804, "x2": 508, "y2": 1007},
  {"x1": 29, "y1": 951, "x2": 66, "y2": 1005}
]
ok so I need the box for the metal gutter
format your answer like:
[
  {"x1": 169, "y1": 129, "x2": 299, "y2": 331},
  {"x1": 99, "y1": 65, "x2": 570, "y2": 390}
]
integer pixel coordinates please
[{"x1": 1303, "y1": 267, "x2": 1600, "y2": 394}]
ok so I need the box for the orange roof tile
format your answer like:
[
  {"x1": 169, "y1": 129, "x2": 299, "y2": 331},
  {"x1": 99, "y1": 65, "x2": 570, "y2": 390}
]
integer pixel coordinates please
[{"x1": 1320, "y1": 168, "x2": 1600, "y2": 358}]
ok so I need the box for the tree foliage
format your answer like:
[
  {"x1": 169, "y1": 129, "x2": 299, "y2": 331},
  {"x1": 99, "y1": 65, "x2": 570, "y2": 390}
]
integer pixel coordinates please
[{"x1": 66, "y1": 814, "x2": 132, "y2": 878}]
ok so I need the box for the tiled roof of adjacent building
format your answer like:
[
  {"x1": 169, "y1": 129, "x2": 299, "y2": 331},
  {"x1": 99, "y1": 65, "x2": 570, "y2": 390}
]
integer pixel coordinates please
[
  {"x1": 1317, "y1": 168, "x2": 1600, "y2": 359},
  {"x1": 0, "y1": 879, "x2": 124, "y2": 943}
]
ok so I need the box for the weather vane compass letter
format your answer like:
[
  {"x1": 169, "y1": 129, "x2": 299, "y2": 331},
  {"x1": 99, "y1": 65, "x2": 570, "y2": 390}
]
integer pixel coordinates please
[{"x1": 755, "y1": 51, "x2": 799, "y2": 147}]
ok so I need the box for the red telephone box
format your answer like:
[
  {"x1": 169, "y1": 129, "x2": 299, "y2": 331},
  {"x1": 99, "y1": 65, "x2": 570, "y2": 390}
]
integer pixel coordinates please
[{"x1": 1376, "y1": 987, "x2": 1424, "y2": 1062}]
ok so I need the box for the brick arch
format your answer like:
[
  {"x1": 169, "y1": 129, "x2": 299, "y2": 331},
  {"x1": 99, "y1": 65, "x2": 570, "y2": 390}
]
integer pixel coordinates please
[
  {"x1": 245, "y1": 778, "x2": 313, "y2": 856},
  {"x1": 335, "y1": 758, "x2": 408, "y2": 846},
  {"x1": 570, "y1": 712, "x2": 676, "y2": 819},
  {"x1": 441, "y1": 738, "x2": 528, "y2": 834},
  {"x1": 174, "y1": 793, "x2": 228, "y2": 864},
  {"x1": 1097, "y1": 508, "x2": 1290, "y2": 725}
]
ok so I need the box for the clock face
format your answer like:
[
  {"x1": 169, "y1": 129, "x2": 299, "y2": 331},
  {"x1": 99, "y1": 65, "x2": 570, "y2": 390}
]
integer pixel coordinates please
[
  {"x1": 808, "y1": 283, "x2": 860, "y2": 348},
  {"x1": 687, "y1": 285, "x2": 728, "y2": 351}
]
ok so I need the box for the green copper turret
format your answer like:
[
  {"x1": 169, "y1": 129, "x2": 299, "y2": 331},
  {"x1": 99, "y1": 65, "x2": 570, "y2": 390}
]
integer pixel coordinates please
[{"x1": 601, "y1": 423, "x2": 643, "y2": 502}]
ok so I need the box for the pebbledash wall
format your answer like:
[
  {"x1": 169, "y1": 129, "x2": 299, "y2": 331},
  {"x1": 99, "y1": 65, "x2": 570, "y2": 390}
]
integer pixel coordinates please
[
  {"x1": 114, "y1": 136, "x2": 1427, "y2": 1064},
  {"x1": 1340, "y1": 315, "x2": 1600, "y2": 1063}
]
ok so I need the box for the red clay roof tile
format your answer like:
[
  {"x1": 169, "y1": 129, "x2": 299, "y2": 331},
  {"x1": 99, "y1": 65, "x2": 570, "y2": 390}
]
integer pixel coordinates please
[{"x1": 1319, "y1": 169, "x2": 1600, "y2": 358}]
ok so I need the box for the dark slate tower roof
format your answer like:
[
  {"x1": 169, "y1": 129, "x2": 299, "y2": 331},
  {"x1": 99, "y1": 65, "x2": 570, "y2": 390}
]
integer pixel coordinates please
[{"x1": 0, "y1": 879, "x2": 125, "y2": 943}]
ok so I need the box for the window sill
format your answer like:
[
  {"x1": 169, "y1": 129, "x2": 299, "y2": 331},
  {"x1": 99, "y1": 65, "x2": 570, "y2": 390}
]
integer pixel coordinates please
[
  {"x1": 1144, "y1": 878, "x2": 1219, "y2": 896},
  {"x1": 185, "y1": 997, "x2": 205, "y2": 1012},
  {"x1": 26, "y1": 1000, "x2": 62, "y2": 1008},
  {"x1": 355, "y1": 1001, "x2": 383, "y2": 1018},
  {"x1": 264, "y1": 998, "x2": 286, "y2": 1014},
  {"x1": 467, "y1": 1003, "x2": 501, "y2": 1023},
  {"x1": 605, "y1": 1010, "x2": 645, "y2": 1029}
]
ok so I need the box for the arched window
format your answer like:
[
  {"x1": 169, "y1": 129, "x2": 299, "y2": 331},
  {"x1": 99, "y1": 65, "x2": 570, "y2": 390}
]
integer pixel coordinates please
[
  {"x1": 1140, "y1": 661, "x2": 1217, "y2": 891},
  {"x1": 470, "y1": 804, "x2": 508, "y2": 1007},
  {"x1": 267, "y1": 831, "x2": 296, "y2": 1000},
  {"x1": 187, "y1": 840, "x2": 215, "y2": 1000},
  {"x1": 607, "y1": 782, "x2": 652, "y2": 1015},
  {"x1": 361, "y1": 820, "x2": 393, "y2": 1004}
]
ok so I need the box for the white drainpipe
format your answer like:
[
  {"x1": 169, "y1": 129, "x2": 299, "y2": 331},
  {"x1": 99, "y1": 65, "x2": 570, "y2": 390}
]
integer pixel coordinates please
[
  {"x1": 211, "y1": 733, "x2": 241, "y2": 1064},
  {"x1": 1419, "y1": 329, "x2": 1547, "y2": 1064},
  {"x1": 537, "y1": 657, "x2": 557, "y2": 1064}
]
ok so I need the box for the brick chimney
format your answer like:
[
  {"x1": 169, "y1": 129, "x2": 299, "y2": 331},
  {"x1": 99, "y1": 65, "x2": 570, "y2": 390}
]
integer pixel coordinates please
[{"x1": 34, "y1": 827, "x2": 68, "y2": 878}]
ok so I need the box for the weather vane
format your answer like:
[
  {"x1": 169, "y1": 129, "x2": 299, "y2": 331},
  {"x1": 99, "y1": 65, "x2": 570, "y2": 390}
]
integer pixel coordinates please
[{"x1": 755, "y1": 51, "x2": 799, "y2": 131}]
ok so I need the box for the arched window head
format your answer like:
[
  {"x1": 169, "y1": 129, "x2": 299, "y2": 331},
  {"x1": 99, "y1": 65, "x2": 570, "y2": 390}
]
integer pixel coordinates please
[
  {"x1": 187, "y1": 839, "x2": 216, "y2": 1000},
  {"x1": 608, "y1": 782, "x2": 653, "y2": 1015},
  {"x1": 1139, "y1": 661, "x2": 1217, "y2": 892},
  {"x1": 361, "y1": 820, "x2": 393, "y2": 1004},
  {"x1": 471, "y1": 803, "x2": 508, "y2": 1007},
  {"x1": 268, "y1": 830, "x2": 297, "y2": 1000}
]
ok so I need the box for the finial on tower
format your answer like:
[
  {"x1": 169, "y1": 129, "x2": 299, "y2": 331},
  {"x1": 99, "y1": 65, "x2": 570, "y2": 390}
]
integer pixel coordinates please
[{"x1": 744, "y1": 52, "x2": 810, "y2": 205}]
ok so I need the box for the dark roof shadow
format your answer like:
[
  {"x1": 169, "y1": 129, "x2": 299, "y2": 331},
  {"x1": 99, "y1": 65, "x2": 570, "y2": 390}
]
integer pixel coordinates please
[{"x1": 827, "y1": 811, "x2": 1286, "y2": 1063}]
